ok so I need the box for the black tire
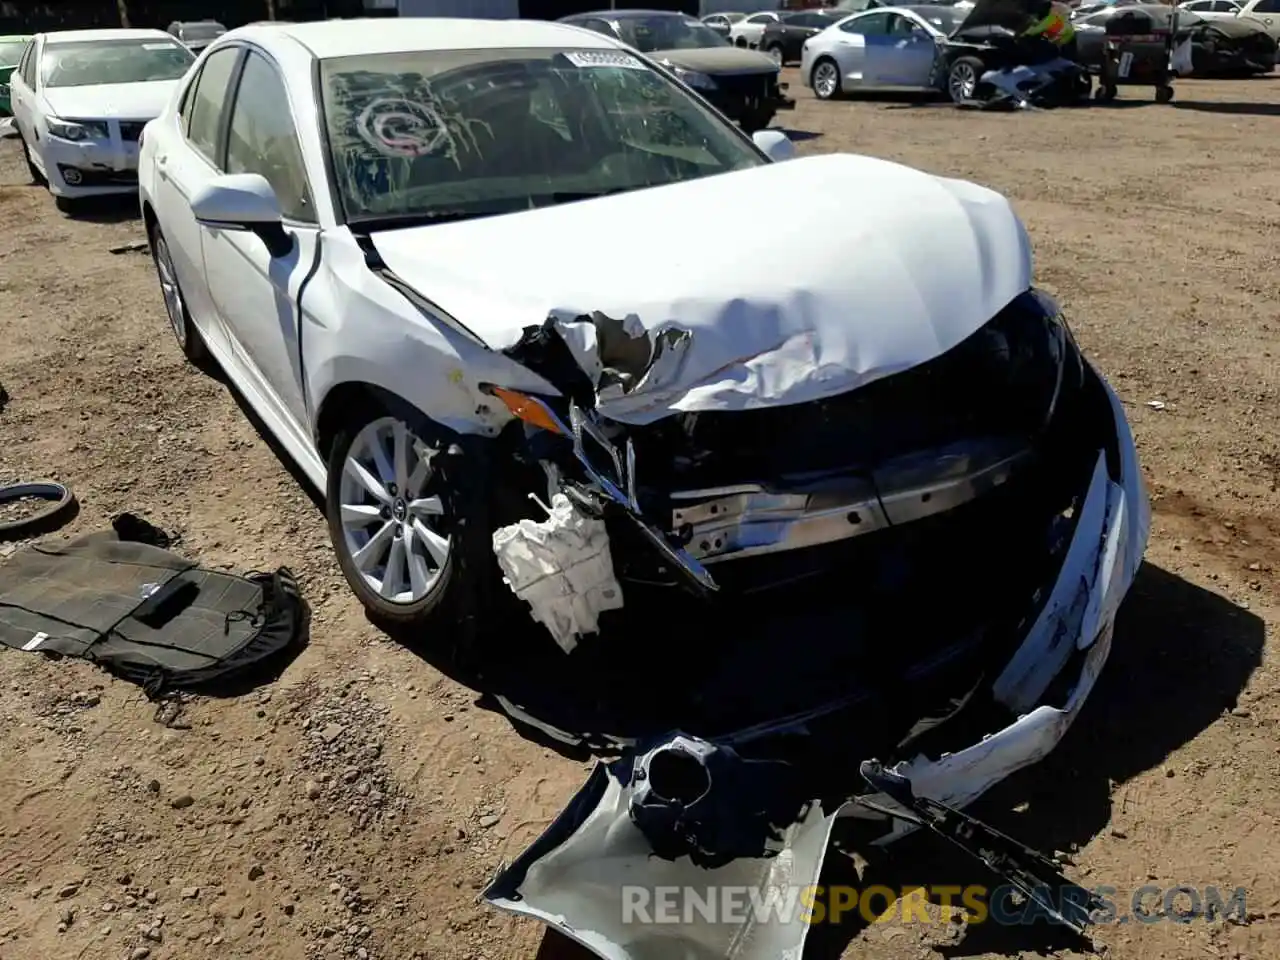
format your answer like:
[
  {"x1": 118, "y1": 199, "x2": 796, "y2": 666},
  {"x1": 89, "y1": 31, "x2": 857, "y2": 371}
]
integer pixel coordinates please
[
  {"x1": 811, "y1": 57, "x2": 842, "y2": 100},
  {"x1": 325, "y1": 400, "x2": 462, "y2": 632},
  {"x1": 1095, "y1": 84, "x2": 1118, "y2": 102},
  {"x1": 148, "y1": 223, "x2": 208, "y2": 364},
  {"x1": 1155, "y1": 84, "x2": 1174, "y2": 103},
  {"x1": 766, "y1": 43, "x2": 786, "y2": 66},
  {"x1": 19, "y1": 135, "x2": 45, "y2": 186},
  {"x1": 740, "y1": 109, "x2": 776, "y2": 133},
  {"x1": 53, "y1": 195, "x2": 77, "y2": 214},
  {"x1": 0, "y1": 481, "x2": 78, "y2": 542},
  {"x1": 947, "y1": 56, "x2": 986, "y2": 104}
]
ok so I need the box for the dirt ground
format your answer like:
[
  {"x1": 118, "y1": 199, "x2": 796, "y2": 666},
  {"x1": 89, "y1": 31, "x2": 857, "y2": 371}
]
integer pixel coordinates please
[{"x1": 1, "y1": 71, "x2": 1279, "y2": 960}]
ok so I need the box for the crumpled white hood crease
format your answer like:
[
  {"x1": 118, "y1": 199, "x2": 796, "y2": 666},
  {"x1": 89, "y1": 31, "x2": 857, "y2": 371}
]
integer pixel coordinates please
[
  {"x1": 482, "y1": 377, "x2": 1150, "y2": 960},
  {"x1": 367, "y1": 153, "x2": 1034, "y2": 425}
]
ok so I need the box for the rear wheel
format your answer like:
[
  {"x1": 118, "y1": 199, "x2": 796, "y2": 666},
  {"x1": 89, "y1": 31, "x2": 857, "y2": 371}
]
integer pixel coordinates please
[
  {"x1": 149, "y1": 224, "x2": 208, "y2": 363},
  {"x1": 1155, "y1": 83, "x2": 1174, "y2": 103},
  {"x1": 811, "y1": 58, "x2": 842, "y2": 100},
  {"x1": 947, "y1": 56, "x2": 985, "y2": 104},
  {"x1": 1095, "y1": 83, "x2": 1118, "y2": 101},
  {"x1": 766, "y1": 43, "x2": 785, "y2": 66}
]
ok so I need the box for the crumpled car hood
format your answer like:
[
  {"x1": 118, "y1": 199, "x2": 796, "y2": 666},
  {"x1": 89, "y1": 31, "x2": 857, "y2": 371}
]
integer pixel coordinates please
[{"x1": 368, "y1": 152, "x2": 1033, "y2": 425}]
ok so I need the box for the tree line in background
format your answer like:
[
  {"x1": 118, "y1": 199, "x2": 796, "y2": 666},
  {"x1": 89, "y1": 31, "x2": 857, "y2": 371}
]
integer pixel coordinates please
[{"x1": 0, "y1": 0, "x2": 364, "y2": 32}]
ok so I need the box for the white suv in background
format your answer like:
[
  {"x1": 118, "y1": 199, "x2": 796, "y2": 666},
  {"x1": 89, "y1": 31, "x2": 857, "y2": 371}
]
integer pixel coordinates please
[{"x1": 8, "y1": 28, "x2": 194, "y2": 210}]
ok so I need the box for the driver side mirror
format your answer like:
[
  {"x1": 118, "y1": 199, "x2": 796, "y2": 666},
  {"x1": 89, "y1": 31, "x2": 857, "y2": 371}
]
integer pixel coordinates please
[
  {"x1": 190, "y1": 173, "x2": 293, "y2": 258},
  {"x1": 752, "y1": 128, "x2": 796, "y2": 162}
]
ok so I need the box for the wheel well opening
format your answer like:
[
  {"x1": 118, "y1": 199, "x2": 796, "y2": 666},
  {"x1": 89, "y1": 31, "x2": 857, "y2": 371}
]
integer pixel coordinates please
[
  {"x1": 141, "y1": 201, "x2": 158, "y2": 240},
  {"x1": 315, "y1": 382, "x2": 382, "y2": 463}
]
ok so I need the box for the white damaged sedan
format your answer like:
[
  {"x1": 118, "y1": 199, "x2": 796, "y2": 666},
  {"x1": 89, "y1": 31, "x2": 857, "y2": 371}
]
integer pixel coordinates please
[{"x1": 138, "y1": 18, "x2": 1148, "y2": 957}]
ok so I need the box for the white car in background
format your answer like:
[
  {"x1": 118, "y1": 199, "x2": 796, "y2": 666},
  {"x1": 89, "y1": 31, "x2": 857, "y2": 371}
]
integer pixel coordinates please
[
  {"x1": 1177, "y1": 0, "x2": 1243, "y2": 19},
  {"x1": 1236, "y1": 0, "x2": 1280, "y2": 35},
  {"x1": 7, "y1": 28, "x2": 194, "y2": 209},
  {"x1": 801, "y1": 5, "x2": 969, "y2": 99},
  {"x1": 729, "y1": 10, "x2": 781, "y2": 46}
]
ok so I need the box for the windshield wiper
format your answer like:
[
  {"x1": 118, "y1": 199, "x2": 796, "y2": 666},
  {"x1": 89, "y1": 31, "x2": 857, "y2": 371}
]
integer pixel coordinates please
[
  {"x1": 347, "y1": 209, "x2": 491, "y2": 231},
  {"x1": 540, "y1": 187, "x2": 634, "y2": 204}
]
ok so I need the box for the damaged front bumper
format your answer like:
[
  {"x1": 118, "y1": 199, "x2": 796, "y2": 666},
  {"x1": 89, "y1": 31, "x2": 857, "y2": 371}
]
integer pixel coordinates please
[{"x1": 481, "y1": 356, "x2": 1149, "y2": 959}]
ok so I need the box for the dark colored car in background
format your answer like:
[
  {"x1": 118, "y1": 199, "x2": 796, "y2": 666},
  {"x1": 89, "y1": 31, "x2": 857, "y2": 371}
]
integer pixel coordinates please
[
  {"x1": 759, "y1": 9, "x2": 844, "y2": 64},
  {"x1": 559, "y1": 10, "x2": 795, "y2": 131},
  {"x1": 165, "y1": 20, "x2": 227, "y2": 54},
  {"x1": 1073, "y1": 5, "x2": 1277, "y2": 75}
]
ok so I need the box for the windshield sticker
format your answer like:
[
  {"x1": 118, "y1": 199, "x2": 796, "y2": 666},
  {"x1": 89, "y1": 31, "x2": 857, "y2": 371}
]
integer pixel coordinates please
[
  {"x1": 354, "y1": 95, "x2": 490, "y2": 165},
  {"x1": 563, "y1": 50, "x2": 645, "y2": 70}
]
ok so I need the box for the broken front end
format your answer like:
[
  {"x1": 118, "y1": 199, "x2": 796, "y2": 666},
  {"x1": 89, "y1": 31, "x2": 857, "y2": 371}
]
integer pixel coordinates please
[{"x1": 476, "y1": 288, "x2": 1149, "y2": 960}]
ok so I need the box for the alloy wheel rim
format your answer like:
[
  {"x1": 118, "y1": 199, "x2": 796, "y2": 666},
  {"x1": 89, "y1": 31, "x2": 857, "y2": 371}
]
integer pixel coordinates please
[
  {"x1": 815, "y1": 62, "x2": 837, "y2": 97},
  {"x1": 154, "y1": 237, "x2": 186, "y2": 346},
  {"x1": 338, "y1": 416, "x2": 452, "y2": 605},
  {"x1": 768, "y1": 46, "x2": 783, "y2": 65},
  {"x1": 950, "y1": 63, "x2": 977, "y2": 101}
]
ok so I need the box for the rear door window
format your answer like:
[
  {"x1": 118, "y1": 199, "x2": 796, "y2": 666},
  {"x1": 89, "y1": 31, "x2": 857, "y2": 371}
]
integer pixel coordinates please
[{"x1": 185, "y1": 46, "x2": 241, "y2": 164}]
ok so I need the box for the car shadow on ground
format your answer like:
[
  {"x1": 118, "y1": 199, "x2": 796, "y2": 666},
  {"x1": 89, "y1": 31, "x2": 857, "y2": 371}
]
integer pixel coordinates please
[
  {"x1": 801, "y1": 561, "x2": 1264, "y2": 960},
  {"x1": 1173, "y1": 100, "x2": 1280, "y2": 117},
  {"x1": 435, "y1": 559, "x2": 1261, "y2": 960},
  {"x1": 58, "y1": 193, "x2": 140, "y2": 224}
]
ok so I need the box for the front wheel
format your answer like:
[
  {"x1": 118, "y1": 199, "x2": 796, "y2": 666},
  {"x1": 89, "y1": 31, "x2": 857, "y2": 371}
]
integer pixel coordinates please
[
  {"x1": 327, "y1": 407, "x2": 459, "y2": 630},
  {"x1": 1155, "y1": 84, "x2": 1174, "y2": 103},
  {"x1": 947, "y1": 56, "x2": 986, "y2": 104},
  {"x1": 19, "y1": 135, "x2": 44, "y2": 185},
  {"x1": 811, "y1": 58, "x2": 842, "y2": 100},
  {"x1": 765, "y1": 44, "x2": 785, "y2": 66}
]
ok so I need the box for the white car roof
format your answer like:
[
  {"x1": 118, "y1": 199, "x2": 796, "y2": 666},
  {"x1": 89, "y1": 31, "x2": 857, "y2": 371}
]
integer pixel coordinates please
[
  {"x1": 40, "y1": 28, "x2": 177, "y2": 45},
  {"x1": 238, "y1": 17, "x2": 622, "y2": 60}
]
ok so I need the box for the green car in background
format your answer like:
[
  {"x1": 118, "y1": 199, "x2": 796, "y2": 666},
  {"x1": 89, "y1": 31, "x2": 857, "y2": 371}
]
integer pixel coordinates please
[{"x1": 0, "y1": 35, "x2": 32, "y2": 116}]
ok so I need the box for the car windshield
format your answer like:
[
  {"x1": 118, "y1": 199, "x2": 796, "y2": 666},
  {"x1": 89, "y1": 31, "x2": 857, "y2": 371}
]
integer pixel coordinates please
[
  {"x1": 41, "y1": 38, "x2": 194, "y2": 87},
  {"x1": 0, "y1": 40, "x2": 27, "y2": 66},
  {"x1": 319, "y1": 47, "x2": 764, "y2": 225},
  {"x1": 909, "y1": 7, "x2": 966, "y2": 30},
  {"x1": 179, "y1": 23, "x2": 225, "y2": 41},
  {"x1": 614, "y1": 15, "x2": 731, "y2": 51}
]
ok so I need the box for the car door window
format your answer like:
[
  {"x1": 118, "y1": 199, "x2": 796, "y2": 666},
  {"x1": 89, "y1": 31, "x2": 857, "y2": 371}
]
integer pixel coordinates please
[
  {"x1": 578, "y1": 18, "x2": 619, "y2": 38},
  {"x1": 20, "y1": 41, "x2": 37, "y2": 88},
  {"x1": 843, "y1": 12, "x2": 893, "y2": 34},
  {"x1": 185, "y1": 46, "x2": 240, "y2": 164},
  {"x1": 746, "y1": 13, "x2": 773, "y2": 23},
  {"x1": 1253, "y1": 0, "x2": 1279, "y2": 11},
  {"x1": 224, "y1": 52, "x2": 313, "y2": 223}
]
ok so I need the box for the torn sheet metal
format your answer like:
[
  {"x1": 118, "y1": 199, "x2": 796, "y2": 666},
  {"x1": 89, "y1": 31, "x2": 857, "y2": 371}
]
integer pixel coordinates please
[
  {"x1": 484, "y1": 758, "x2": 839, "y2": 960},
  {"x1": 492, "y1": 493, "x2": 624, "y2": 653},
  {"x1": 367, "y1": 153, "x2": 1034, "y2": 425}
]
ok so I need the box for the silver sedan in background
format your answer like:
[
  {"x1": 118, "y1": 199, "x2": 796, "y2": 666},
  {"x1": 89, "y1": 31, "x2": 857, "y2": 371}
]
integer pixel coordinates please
[{"x1": 801, "y1": 5, "x2": 967, "y2": 98}]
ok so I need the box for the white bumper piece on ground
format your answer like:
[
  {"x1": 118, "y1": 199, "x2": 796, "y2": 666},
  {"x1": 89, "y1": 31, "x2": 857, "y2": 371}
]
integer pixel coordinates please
[
  {"x1": 492, "y1": 493, "x2": 625, "y2": 654},
  {"x1": 482, "y1": 375, "x2": 1150, "y2": 960}
]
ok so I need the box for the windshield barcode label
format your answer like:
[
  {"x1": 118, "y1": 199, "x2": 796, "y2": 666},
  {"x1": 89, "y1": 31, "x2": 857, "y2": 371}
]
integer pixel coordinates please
[{"x1": 564, "y1": 50, "x2": 645, "y2": 70}]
